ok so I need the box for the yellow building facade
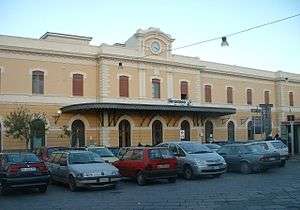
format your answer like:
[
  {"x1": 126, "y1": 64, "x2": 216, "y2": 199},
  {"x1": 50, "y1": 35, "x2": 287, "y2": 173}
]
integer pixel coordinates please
[{"x1": 0, "y1": 28, "x2": 299, "y2": 152}]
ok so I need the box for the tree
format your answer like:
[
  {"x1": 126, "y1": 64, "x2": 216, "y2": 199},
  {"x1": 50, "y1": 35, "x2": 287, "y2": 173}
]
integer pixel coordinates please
[
  {"x1": 57, "y1": 125, "x2": 71, "y2": 141},
  {"x1": 3, "y1": 106, "x2": 48, "y2": 150}
]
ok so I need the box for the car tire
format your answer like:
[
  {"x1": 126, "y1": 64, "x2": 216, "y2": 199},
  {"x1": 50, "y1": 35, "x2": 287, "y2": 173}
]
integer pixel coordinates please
[
  {"x1": 68, "y1": 175, "x2": 78, "y2": 192},
  {"x1": 38, "y1": 185, "x2": 48, "y2": 193},
  {"x1": 183, "y1": 165, "x2": 194, "y2": 180},
  {"x1": 280, "y1": 160, "x2": 286, "y2": 167},
  {"x1": 168, "y1": 177, "x2": 176, "y2": 183},
  {"x1": 240, "y1": 162, "x2": 251, "y2": 174},
  {"x1": 136, "y1": 171, "x2": 146, "y2": 186},
  {"x1": 0, "y1": 186, "x2": 8, "y2": 195}
]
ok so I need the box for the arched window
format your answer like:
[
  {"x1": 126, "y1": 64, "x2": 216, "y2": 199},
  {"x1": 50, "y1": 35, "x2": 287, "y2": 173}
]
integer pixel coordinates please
[
  {"x1": 32, "y1": 71, "x2": 44, "y2": 94},
  {"x1": 180, "y1": 81, "x2": 188, "y2": 100},
  {"x1": 71, "y1": 120, "x2": 85, "y2": 147},
  {"x1": 119, "y1": 76, "x2": 129, "y2": 97},
  {"x1": 152, "y1": 120, "x2": 163, "y2": 145},
  {"x1": 247, "y1": 121, "x2": 254, "y2": 140},
  {"x1": 205, "y1": 121, "x2": 214, "y2": 143},
  {"x1": 152, "y1": 79, "x2": 160, "y2": 98},
  {"x1": 72, "y1": 74, "x2": 84, "y2": 96},
  {"x1": 119, "y1": 120, "x2": 131, "y2": 147},
  {"x1": 227, "y1": 121, "x2": 235, "y2": 142},
  {"x1": 180, "y1": 120, "x2": 190, "y2": 141},
  {"x1": 30, "y1": 119, "x2": 45, "y2": 150}
]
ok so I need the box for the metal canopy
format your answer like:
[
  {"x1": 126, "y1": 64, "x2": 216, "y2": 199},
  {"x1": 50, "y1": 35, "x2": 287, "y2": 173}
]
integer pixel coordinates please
[{"x1": 61, "y1": 103, "x2": 236, "y2": 117}]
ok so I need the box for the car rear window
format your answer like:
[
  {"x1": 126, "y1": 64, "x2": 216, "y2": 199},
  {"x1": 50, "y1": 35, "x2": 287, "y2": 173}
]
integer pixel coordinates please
[
  {"x1": 253, "y1": 143, "x2": 269, "y2": 150},
  {"x1": 69, "y1": 152, "x2": 104, "y2": 164},
  {"x1": 271, "y1": 141, "x2": 287, "y2": 149},
  {"x1": 246, "y1": 145, "x2": 266, "y2": 154},
  {"x1": 6, "y1": 154, "x2": 40, "y2": 163},
  {"x1": 149, "y1": 148, "x2": 173, "y2": 160},
  {"x1": 89, "y1": 148, "x2": 115, "y2": 157}
]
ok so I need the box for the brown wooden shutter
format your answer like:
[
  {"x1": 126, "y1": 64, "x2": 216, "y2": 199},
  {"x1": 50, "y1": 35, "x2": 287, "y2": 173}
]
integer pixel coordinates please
[
  {"x1": 247, "y1": 89, "x2": 252, "y2": 105},
  {"x1": 180, "y1": 81, "x2": 188, "y2": 95},
  {"x1": 227, "y1": 87, "x2": 233, "y2": 104},
  {"x1": 289, "y1": 92, "x2": 294, "y2": 106},
  {"x1": 264, "y1": 91, "x2": 270, "y2": 104},
  {"x1": 73, "y1": 74, "x2": 83, "y2": 96},
  {"x1": 119, "y1": 76, "x2": 129, "y2": 97},
  {"x1": 205, "y1": 85, "x2": 212, "y2": 103}
]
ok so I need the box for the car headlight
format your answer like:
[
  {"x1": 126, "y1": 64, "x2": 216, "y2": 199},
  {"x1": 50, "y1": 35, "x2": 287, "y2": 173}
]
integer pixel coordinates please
[
  {"x1": 111, "y1": 171, "x2": 119, "y2": 176},
  {"x1": 77, "y1": 173, "x2": 84, "y2": 178}
]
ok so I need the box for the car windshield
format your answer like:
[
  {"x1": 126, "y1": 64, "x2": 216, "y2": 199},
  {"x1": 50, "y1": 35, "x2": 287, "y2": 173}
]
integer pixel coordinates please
[
  {"x1": 179, "y1": 142, "x2": 213, "y2": 154},
  {"x1": 6, "y1": 154, "x2": 40, "y2": 163},
  {"x1": 205, "y1": 144, "x2": 221, "y2": 150},
  {"x1": 69, "y1": 152, "x2": 104, "y2": 164},
  {"x1": 48, "y1": 147, "x2": 67, "y2": 155},
  {"x1": 271, "y1": 141, "x2": 287, "y2": 149},
  {"x1": 89, "y1": 148, "x2": 115, "y2": 157},
  {"x1": 246, "y1": 145, "x2": 266, "y2": 154},
  {"x1": 149, "y1": 148, "x2": 174, "y2": 160}
]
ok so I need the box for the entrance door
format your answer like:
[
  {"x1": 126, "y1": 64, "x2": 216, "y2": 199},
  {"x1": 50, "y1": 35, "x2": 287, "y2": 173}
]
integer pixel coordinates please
[
  {"x1": 152, "y1": 120, "x2": 163, "y2": 146},
  {"x1": 227, "y1": 121, "x2": 235, "y2": 142},
  {"x1": 30, "y1": 119, "x2": 45, "y2": 150},
  {"x1": 247, "y1": 121, "x2": 254, "y2": 140},
  {"x1": 71, "y1": 120, "x2": 85, "y2": 147},
  {"x1": 119, "y1": 120, "x2": 131, "y2": 147},
  {"x1": 205, "y1": 121, "x2": 213, "y2": 143},
  {"x1": 0, "y1": 122, "x2": 2, "y2": 152},
  {"x1": 180, "y1": 120, "x2": 190, "y2": 141}
]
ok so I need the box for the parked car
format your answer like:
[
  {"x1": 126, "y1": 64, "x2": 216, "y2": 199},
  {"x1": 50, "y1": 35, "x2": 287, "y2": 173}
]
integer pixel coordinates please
[
  {"x1": 113, "y1": 147, "x2": 177, "y2": 185},
  {"x1": 108, "y1": 147, "x2": 120, "y2": 157},
  {"x1": 34, "y1": 146, "x2": 68, "y2": 162},
  {"x1": 158, "y1": 142, "x2": 227, "y2": 180},
  {"x1": 0, "y1": 153, "x2": 50, "y2": 195},
  {"x1": 47, "y1": 150, "x2": 121, "y2": 191},
  {"x1": 86, "y1": 146, "x2": 119, "y2": 163},
  {"x1": 248, "y1": 140, "x2": 289, "y2": 167},
  {"x1": 203, "y1": 143, "x2": 221, "y2": 152},
  {"x1": 217, "y1": 143, "x2": 281, "y2": 174}
]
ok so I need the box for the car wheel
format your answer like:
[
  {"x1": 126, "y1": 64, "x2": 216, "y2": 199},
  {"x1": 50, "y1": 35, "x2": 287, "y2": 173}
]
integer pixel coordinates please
[
  {"x1": 183, "y1": 166, "x2": 194, "y2": 180},
  {"x1": 38, "y1": 185, "x2": 48, "y2": 193},
  {"x1": 68, "y1": 175, "x2": 78, "y2": 191},
  {"x1": 168, "y1": 177, "x2": 176, "y2": 183},
  {"x1": 280, "y1": 160, "x2": 286, "y2": 167},
  {"x1": 136, "y1": 171, "x2": 146, "y2": 186},
  {"x1": 240, "y1": 162, "x2": 251, "y2": 174},
  {"x1": 0, "y1": 186, "x2": 8, "y2": 195}
]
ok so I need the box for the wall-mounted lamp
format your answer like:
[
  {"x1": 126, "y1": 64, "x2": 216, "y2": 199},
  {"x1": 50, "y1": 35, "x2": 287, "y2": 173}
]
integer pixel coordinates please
[
  {"x1": 53, "y1": 110, "x2": 62, "y2": 125},
  {"x1": 221, "y1": 36, "x2": 229, "y2": 47}
]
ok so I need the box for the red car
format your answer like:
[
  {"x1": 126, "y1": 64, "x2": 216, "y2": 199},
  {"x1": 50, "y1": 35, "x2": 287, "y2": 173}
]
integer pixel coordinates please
[
  {"x1": 113, "y1": 147, "x2": 177, "y2": 185},
  {"x1": 34, "y1": 147, "x2": 68, "y2": 162}
]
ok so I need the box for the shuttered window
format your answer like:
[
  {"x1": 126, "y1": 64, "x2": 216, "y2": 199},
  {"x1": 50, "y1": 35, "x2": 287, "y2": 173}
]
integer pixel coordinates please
[
  {"x1": 289, "y1": 92, "x2": 294, "y2": 106},
  {"x1": 247, "y1": 89, "x2": 252, "y2": 105},
  {"x1": 152, "y1": 79, "x2": 160, "y2": 99},
  {"x1": 227, "y1": 87, "x2": 233, "y2": 104},
  {"x1": 204, "y1": 85, "x2": 212, "y2": 103},
  {"x1": 72, "y1": 74, "x2": 83, "y2": 96},
  {"x1": 180, "y1": 81, "x2": 188, "y2": 99},
  {"x1": 264, "y1": 91, "x2": 270, "y2": 104},
  {"x1": 32, "y1": 71, "x2": 44, "y2": 94},
  {"x1": 119, "y1": 76, "x2": 129, "y2": 97}
]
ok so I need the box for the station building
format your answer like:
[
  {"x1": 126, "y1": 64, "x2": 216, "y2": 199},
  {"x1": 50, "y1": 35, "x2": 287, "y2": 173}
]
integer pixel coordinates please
[{"x1": 0, "y1": 27, "x2": 299, "y2": 152}]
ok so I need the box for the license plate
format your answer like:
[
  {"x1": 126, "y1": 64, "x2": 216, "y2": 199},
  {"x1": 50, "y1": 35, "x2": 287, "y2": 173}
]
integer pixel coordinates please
[
  {"x1": 157, "y1": 164, "x2": 170, "y2": 169},
  {"x1": 97, "y1": 178, "x2": 109, "y2": 183},
  {"x1": 269, "y1": 157, "x2": 276, "y2": 161},
  {"x1": 211, "y1": 166, "x2": 219, "y2": 170},
  {"x1": 21, "y1": 167, "x2": 36, "y2": 172}
]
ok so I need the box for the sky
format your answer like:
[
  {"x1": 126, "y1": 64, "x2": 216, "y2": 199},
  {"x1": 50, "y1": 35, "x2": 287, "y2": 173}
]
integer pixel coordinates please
[{"x1": 0, "y1": 0, "x2": 299, "y2": 73}]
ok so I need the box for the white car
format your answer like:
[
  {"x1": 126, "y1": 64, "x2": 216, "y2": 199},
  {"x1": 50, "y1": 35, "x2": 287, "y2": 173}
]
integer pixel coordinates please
[{"x1": 250, "y1": 140, "x2": 289, "y2": 167}]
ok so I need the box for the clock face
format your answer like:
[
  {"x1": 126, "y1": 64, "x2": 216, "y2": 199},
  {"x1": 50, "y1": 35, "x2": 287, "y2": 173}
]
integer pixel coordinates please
[{"x1": 150, "y1": 41, "x2": 161, "y2": 54}]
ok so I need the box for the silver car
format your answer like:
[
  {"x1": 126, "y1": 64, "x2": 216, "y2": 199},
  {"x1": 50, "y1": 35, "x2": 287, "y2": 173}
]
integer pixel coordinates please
[
  {"x1": 47, "y1": 150, "x2": 121, "y2": 191},
  {"x1": 158, "y1": 141, "x2": 227, "y2": 179}
]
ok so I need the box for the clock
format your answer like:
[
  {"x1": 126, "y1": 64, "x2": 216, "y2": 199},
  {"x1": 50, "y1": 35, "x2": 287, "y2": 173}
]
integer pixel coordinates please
[{"x1": 150, "y1": 41, "x2": 161, "y2": 54}]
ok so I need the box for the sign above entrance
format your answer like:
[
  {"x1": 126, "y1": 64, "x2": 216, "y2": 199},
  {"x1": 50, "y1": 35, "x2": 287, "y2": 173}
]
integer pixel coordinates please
[
  {"x1": 168, "y1": 98, "x2": 191, "y2": 106},
  {"x1": 180, "y1": 130, "x2": 185, "y2": 139}
]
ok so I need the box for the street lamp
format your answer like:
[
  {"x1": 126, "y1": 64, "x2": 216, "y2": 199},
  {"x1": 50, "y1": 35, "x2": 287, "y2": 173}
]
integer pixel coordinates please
[{"x1": 53, "y1": 110, "x2": 62, "y2": 125}]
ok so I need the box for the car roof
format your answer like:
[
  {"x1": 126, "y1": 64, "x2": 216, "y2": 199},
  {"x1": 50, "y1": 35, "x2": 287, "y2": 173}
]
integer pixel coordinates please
[{"x1": 160, "y1": 141, "x2": 203, "y2": 145}]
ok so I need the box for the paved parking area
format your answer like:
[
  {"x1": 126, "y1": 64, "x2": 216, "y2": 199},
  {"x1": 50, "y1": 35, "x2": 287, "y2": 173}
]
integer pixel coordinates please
[{"x1": 1, "y1": 157, "x2": 300, "y2": 210}]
